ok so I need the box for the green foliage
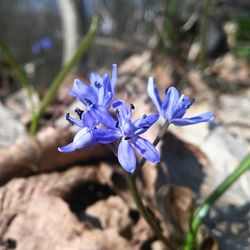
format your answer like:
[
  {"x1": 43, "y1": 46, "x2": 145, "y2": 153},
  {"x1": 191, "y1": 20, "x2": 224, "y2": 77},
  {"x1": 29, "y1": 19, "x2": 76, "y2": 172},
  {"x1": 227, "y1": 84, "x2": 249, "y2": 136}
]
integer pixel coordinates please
[
  {"x1": 0, "y1": 40, "x2": 35, "y2": 116},
  {"x1": 1, "y1": 17, "x2": 98, "y2": 136},
  {"x1": 183, "y1": 154, "x2": 250, "y2": 250},
  {"x1": 30, "y1": 17, "x2": 98, "y2": 135},
  {"x1": 160, "y1": 0, "x2": 179, "y2": 53},
  {"x1": 234, "y1": 16, "x2": 250, "y2": 57}
]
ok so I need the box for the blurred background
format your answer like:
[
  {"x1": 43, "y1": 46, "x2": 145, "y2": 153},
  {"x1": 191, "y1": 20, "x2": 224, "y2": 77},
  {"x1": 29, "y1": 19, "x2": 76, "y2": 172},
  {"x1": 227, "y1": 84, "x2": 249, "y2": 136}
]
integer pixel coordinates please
[
  {"x1": 1, "y1": 0, "x2": 250, "y2": 94},
  {"x1": 1, "y1": 0, "x2": 163, "y2": 94},
  {"x1": 0, "y1": 1, "x2": 250, "y2": 250}
]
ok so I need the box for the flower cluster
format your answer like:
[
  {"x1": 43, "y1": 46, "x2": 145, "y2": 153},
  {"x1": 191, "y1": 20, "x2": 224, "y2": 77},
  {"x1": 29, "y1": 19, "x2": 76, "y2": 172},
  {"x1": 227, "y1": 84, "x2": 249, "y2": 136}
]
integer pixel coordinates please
[
  {"x1": 147, "y1": 77, "x2": 213, "y2": 126},
  {"x1": 58, "y1": 64, "x2": 213, "y2": 173}
]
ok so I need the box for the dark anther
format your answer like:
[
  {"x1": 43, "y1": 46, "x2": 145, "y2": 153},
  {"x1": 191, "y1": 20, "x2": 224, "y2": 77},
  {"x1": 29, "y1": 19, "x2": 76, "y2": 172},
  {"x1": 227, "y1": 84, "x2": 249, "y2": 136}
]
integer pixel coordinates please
[
  {"x1": 143, "y1": 114, "x2": 147, "y2": 119},
  {"x1": 115, "y1": 109, "x2": 119, "y2": 115},
  {"x1": 66, "y1": 113, "x2": 74, "y2": 126},
  {"x1": 84, "y1": 98, "x2": 93, "y2": 106},
  {"x1": 74, "y1": 108, "x2": 84, "y2": 118},
  {"x1": 116, "y1": 121, "x2": 119, "y2": 128},
  {"x1": 124, "y1": 136, "x2": 131, "y2": 140},
  {"x1": 130, "y1": 104, "x2": 135, "y2": 110},
  {"x1": 186, "y1": 98, "x2": 195, "y2": 109},
  {"x1": 165, "y1": 87, "x2": 169, "y2": 94},
  {"x1": 142, "y1": 126, "x2": 149, "y2": 129},
  {"x1": 95, "y1": 81, "x2": 101, "y2": 88}
]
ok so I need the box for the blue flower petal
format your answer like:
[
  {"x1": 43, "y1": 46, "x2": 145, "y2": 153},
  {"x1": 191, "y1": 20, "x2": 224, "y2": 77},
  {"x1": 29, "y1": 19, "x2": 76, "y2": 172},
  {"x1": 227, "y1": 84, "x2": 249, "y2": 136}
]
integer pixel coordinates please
[
  {"x1": 96, "y1": 79, "x2": 105, "y2": 106},
  {"x1": 133, "y1": 114, "x2": 159, "y2": 135},
  {"x1": 58, "y1": 127, "x2": 97, "y2": 152},
  {"x1": 73, "y1": 127, "x2": 97, "y2": 149},
  {"x1": 162, "y1": 87, "x2": 179, "y2": 121},
  {"x1": 89, "y1": 72, "x2": 103, "y2": 88},
  {"x1": 112, "y1": 99, "x2": 132, "y2": 124},
  {"x1": 58, "y1": 142, "x2": 75, "y2": 152},
  {"x1": 118, "y1": 138, "x2": 136, "y2": 173},
  {"x1": 66, "y1": 113, "x2": 83, "y2": 128},
  {"x1": 172, "y1": 95, "x2": 193, "y2": 119},
  {"x1": 147, "y1": 77, "x2": 162, "y2": 113},
  {"x1": 99, "y1": 74, "x2": 113, "y2": 108},
  {"x1": 91, "y1": 104, "x2": 117, "y2": 128},
  {"x1": 93, "y1": 128, "x2": 121, "y2": 143},
  {"x1": 82, "y1": 110, "x2": 99, "y2": 128},
  {"x1": 111, "y1": 64, "x2": 117, "y2": 95},
  {"x1": 69, "y1": 79, "x2": 98, "y2": 105},
  {"x1": 102, "y1": 91, "x2": 112, "y2": 108},
  {"x1": 131, "y1": 136, "x2": 160, "y2": 164},
  {"x1": 171, "y1": 112, "x2": 214, "y2": 126}
]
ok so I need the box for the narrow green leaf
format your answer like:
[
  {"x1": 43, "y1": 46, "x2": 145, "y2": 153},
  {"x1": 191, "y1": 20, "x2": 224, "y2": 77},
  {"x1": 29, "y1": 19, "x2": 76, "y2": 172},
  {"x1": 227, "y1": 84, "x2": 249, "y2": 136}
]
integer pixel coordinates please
[
  {"x1": 30, "y1": 17, "x2": 98, "y2": 135},
  {"x1": 183, "y1": 153, "x2": 250, "y2": 250}
]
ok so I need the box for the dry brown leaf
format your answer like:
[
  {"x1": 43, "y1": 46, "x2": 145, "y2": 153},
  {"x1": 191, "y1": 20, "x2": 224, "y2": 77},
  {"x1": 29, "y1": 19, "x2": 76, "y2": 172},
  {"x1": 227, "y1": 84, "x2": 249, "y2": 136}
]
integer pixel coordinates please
[
  {"x1": 85, "y1": 196, "x2": 132, "y2": 233},
  {"x1": 156, "y1": 185, "x2": 193, "y2": 235},
  {"x1": 199, "y1": 235, "x2": 219, "y2": 250},
  {"x1": 2, "y1": 195, "x2": 131, "y2": 250},
  {"x1": 0, "y1": 165, "x2": 133, "y2": 250},
  {"x1": 0, "y1": 127, "x2": 110, "y2": 186},
  {"x1": 212, "y1": 53, "x2": 250, "y2": 86}
]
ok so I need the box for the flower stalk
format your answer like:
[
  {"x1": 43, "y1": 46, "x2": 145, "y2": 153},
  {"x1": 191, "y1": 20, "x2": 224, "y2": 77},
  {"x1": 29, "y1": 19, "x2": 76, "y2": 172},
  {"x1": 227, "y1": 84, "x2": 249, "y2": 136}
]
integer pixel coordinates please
[
  {"x1": 125, "y1": 172, "x2": 175, "y2": 249},
  {"x1": 124, "y1": 121, "x2": 176, "y2": 248},
  {"x1": 183, "y1": 153, "x2": 250, "y2": 250}
]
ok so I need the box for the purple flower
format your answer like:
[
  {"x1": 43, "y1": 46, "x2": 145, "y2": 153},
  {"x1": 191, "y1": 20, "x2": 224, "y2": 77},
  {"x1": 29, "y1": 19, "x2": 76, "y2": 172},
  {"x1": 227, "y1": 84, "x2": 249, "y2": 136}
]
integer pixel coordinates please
[
  {"x1": 58, "y1": 100, "x2": 160, "y2": 172},
  {"x1": 32, "y1": 37, "x2": 53, "y2": 55},
  {"x1": 147, "y1": 77, "x2": 214, "y2": 126},
  {"x1": 58, "y1": 67, "x2": 160, "y2": 173},
  {"x1": 58, "y1": 65, "x2": 117, "y2": 152},
  {"x1": 69, "y1": 64, "x2": 117, "y2": 128},
  {"x1": 58, "y1": 114, "x2": 97, "y2": 152},
  {"x1": 93, "y1": 100, "x2": 160, "y2": 173}
]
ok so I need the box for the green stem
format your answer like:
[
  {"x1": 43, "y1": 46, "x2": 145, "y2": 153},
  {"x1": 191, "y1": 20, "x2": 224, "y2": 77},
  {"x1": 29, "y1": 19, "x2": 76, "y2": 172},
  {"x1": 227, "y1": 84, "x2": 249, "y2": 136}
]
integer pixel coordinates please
[
  {"x1": 125, "y1": 122, "x2": 173, "y2": 247},
  {"x1": 162, "y1": 0, "x2": 178, "y2": 52},
  {"x1": 125, "y1": 172, "x2": 175, "y2": 249},
  {"x1": 199, "y1": 0, "x2": 212, "y2": 70},
  {"x1": 29, "y1": 17, "x2": 98, "y2": 135},
  {"x1": 0, "y1": 40, "x2": 35, "y2": 117},
  {"x1": 183, "y1": 153, "x2": 250, "y2": 250}
]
